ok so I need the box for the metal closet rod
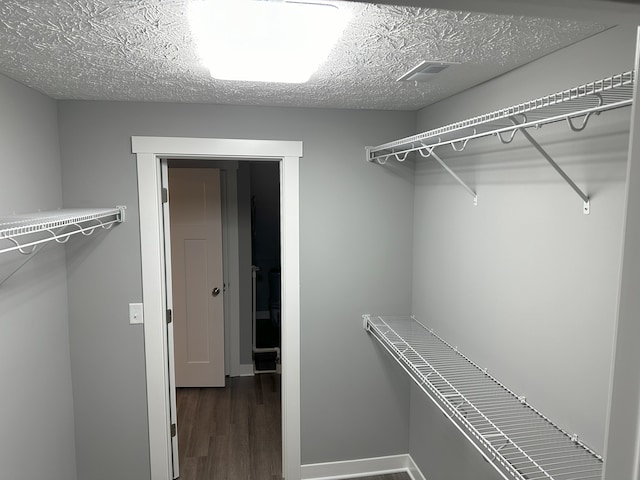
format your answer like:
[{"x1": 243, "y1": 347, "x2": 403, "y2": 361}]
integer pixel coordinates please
[
  {"x1": 0, "y1": 207, "x2": 126, "y2": 255},
  {"x1": 366, "y1": 70, "x2": 634, "y2": 214}
]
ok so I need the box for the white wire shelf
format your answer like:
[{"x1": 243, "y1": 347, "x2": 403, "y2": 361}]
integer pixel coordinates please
[
  {"x1": 366, "y1": 71, "x2": 634, "y2": 214},
  {"x1": 368, "y1": 71, "x2": 634, "y2": 163},
  {"x1": 0, "y1": 207, "x2": 126, "y2": 255},
  {"x1": 363, "y1": 314, "x2": 603, "y2": 480}
]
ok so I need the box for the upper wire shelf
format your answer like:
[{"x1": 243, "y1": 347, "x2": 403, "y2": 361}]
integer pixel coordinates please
[
  {"x1": 0, "y1": 207, "x2": 126, "y2": 255},
  {"x1": 364, "y1": 314, "x2": 603, "y2": 480},
  {"x1": 368, "y1": 71, "x2": 634, "y2": 163}
]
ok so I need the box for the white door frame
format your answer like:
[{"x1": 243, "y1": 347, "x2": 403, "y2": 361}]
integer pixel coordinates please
[{"x1": 132, "y1": 136, "x2": 302, "y2": 480}]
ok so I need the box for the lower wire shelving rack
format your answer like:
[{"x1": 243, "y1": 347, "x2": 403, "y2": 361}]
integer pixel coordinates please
[{"x1": 363, "y1": 314, "x2": 603, "y2": 480}]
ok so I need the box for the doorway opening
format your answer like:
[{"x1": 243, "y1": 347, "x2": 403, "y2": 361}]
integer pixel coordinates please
[
  {"x1": 165, "y1": 160, "x2": 282, "y2": 478},
  {"x1": 132, "y1": 136, "x2": 301, "y2": 480}
]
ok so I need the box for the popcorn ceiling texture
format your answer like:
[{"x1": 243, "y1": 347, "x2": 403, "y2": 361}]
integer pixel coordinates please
[{"x1": 0, "y1": 0, "x2": 606, "y2": 110}]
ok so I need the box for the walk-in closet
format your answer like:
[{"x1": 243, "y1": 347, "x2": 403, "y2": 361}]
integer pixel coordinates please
[{"x1": 1, "y1": 2, "x2": 640, "y2": 480}]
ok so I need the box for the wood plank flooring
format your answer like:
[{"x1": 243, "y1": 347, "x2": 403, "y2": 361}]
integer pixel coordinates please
[
  {"x1": 177, "y1": 373, "x2": 282, "y2": 479},
  {"x1": 177, "y1": 374, "x2": 411, "y2": 480}
]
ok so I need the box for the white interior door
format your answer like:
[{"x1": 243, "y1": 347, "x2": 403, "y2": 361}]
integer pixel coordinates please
[{"x1": 168, "y1": 167, "x2": 225, "y2": 387}]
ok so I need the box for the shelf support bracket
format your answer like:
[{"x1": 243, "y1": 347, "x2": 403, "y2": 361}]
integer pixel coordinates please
[
  {"x1": 511, "y1": 117, "x2": 590, "y2": 214},
  {"x1": 365, "y1": 146, "x2": 374, "y2": 163},
  {"x1": 427, "y1": 148, "x2": 478, "y2": 206}
]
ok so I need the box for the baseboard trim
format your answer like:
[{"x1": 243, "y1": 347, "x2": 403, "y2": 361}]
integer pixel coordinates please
[
  {"x1": 406, "y1": 455, "x2": 427, "y2": 480},
  {"x1": 301, "y1": 454, "x2": 425, "y2": 480},
  {"x1": 239, "y1": 363, "x2": 255, "y2": 376}
]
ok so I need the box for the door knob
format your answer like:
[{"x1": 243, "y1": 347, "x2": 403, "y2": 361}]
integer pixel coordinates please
[{"x1": 212, "y1": 287, "x2": 221, "y2": 297}]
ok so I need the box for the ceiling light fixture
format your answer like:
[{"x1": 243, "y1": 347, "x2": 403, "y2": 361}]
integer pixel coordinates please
[{"x1": 188, "y1": 0, "x2": 351, "y2": 84}]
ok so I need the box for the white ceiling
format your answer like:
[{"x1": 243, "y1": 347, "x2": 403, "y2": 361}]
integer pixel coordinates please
[{"x1": 0, "y1": 0, "x2": 610, "y2": 111}]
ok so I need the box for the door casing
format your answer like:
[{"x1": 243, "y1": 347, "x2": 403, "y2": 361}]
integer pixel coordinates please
[{"x1": 132, "y1": 136, "x2": 302, "y2": 480}]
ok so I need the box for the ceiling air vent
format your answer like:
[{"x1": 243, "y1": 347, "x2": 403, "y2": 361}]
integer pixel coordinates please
[{"x1": 397, "y1": 61, "x2": 454, "y2": 82}]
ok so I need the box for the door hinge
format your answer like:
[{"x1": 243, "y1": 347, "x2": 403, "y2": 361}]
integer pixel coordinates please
[
  {"x1": 170, "y1": 423, "x2": 177, "y2": 438},
  {"x1": 161, "y1": 187, "x2": 168, "y2": 204},
  {"x1": 166, "y1": 309, "x2": 172, "y2": 324}
]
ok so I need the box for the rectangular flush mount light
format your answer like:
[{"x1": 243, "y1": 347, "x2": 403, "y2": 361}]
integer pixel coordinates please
[{"x1": 188, "y1": 0, "x2": 350, "y2": 84}]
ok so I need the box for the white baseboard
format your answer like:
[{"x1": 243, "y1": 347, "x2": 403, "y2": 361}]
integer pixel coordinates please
[
  {"x1": 301, "y1": 454, "x2": 425, "y2": 480},
  {"x1": 239, "y1": 363, "x2": 255, "y2": 376},
  {"x1": 406, "y1": 455, "x2": 427, "y2": 480}
]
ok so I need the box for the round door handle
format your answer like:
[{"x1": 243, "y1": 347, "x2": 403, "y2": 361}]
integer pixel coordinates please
[{"x1": 212, "y1": 287, "x2": 221, "y2": 297}]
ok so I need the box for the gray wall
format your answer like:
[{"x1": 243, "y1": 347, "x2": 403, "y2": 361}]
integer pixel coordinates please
[
  {"x1": 409, "y1": 25, "x2": 636, "y2": 478},
  {"x1": 57, "y1": 101, "x2": 416, "y2": 478},
  {"x1": 0, "y1": 74, "x2": 77, "y2": 480}
]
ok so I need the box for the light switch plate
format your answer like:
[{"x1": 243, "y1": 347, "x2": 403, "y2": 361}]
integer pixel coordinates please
[{"x1": 129, "y1": 303, "x2": 144, "y2": 325}]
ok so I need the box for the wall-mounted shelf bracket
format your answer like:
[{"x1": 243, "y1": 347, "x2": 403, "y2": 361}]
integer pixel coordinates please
[
  {"x1": 365, "y1": 146, "x2": 373, "y2": 163},
  {"x1": 421, "y1": 147, "x2": 478, "y2": 206},
  {"x1": 366, "y1": 145, "x2": 410, "y2": 164},
  {"x1": 362, "y1": 313, "x2": 371, "y2": 331},
  {"x1": 511, "y1": 117, "x2": 590, "y2": 214}
]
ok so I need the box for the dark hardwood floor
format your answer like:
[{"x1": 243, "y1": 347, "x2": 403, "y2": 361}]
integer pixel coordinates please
[
  {"x1": 177, "y1": 373, "x2": 282, "y2": 479},
  {"x1": 176, "y1": 375, "x2": 411, "y2": 480}
]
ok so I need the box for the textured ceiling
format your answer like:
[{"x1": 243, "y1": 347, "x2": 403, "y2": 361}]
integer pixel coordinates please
[{"x1": 0, "y1": 0, "x2": 607, "y2": 110}]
